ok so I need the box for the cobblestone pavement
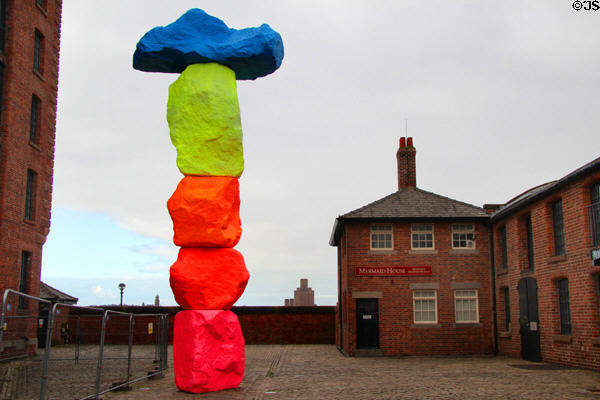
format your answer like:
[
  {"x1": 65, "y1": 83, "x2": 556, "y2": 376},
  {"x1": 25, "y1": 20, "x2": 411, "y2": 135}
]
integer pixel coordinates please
[
  {"x1": 0, "y1": 344, "x2": 161, "y2": 400},
  {"x1": 103, "y1": 345, "x2": 600, "y2": 400}
]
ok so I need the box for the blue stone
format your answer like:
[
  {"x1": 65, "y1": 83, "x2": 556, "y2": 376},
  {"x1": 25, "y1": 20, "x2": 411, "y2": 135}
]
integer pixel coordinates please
[{"x1": 133, "y1": 9, "x2": 284, "y2": 80}]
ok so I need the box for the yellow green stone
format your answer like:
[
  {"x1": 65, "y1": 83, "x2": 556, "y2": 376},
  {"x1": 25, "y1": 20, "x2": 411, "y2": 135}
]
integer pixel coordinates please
[{"x1": 167, "y1": 63, "x2": 243, "y2": 177}]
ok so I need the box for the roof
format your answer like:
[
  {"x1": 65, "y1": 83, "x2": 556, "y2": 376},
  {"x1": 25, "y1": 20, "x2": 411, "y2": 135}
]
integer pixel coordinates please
[
  {"x1": 492, "y1": 156, "x2": 600, "y2": 221},
  {"x1": 39, "y1": 282, "x2": 78, "y2": 304},
  {"x1": 330, "y1": 187, "x2": 488, "y2": 246}
]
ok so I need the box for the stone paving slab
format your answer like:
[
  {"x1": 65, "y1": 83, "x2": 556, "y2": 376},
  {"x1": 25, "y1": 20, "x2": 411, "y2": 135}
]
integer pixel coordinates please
[{"x1": 105, "y1": 345, "x2": 600, "y2": 400}]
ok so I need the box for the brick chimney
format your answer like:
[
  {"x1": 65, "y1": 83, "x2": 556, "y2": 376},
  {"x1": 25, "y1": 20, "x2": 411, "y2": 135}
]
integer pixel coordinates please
[{"x1": 396, "y1": 137, "x2": 416, "y2": 189}]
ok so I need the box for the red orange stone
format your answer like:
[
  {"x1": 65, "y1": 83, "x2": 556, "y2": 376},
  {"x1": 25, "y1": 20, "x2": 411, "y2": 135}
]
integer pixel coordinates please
[
  {"x1": 169, "y1": 248, "x2": 249, "y2": 310},
  {"x1": 167, "y1": 176, "x2": 241, "y2": 248},
  {"x1": 173, "y1": 310, "x2": 245, "y2": 393}
]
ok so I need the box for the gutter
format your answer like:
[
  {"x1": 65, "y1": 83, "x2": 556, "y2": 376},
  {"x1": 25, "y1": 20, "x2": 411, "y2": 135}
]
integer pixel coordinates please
[{"x1": 492, "y1": 157, "x2": 600, "y2": 221}]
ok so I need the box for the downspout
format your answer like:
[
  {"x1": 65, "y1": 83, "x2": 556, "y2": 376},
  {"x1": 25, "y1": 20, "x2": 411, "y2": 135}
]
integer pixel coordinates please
[{"x1": 489, "y1": 222, "x2": 498, "y2": 355}]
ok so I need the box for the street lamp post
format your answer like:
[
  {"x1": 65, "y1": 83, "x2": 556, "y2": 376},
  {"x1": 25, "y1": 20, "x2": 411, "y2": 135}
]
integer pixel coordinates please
[{"x1": 118, "y1": 283, "x2": 126, "y2": 307}]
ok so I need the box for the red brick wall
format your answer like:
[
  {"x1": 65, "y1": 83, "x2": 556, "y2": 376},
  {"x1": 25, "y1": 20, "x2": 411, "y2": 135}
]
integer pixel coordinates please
[
  {"x1": 338, "y1": 220, "x2": 494, "y2": 356},
  {"x1": 0, "y1": 0, "x2": 62, "y2": 344},
  {"x1": 494, "y1": 170, "x2": 600, "y2": 370},
  {"x1": 71, "y1": 306, "x2": 336, "y2": 345}
]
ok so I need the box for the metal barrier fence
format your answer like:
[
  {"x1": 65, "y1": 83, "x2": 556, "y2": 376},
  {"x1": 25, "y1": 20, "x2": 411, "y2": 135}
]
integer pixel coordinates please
[{"x1": 0, "y1": 289, "x2": 168, "y2": 400}]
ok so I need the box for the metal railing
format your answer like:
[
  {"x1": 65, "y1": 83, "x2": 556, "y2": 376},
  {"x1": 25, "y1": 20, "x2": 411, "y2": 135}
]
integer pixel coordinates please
[{"x1": 0, "y1": 289, "x2": 169, "y2": 400}]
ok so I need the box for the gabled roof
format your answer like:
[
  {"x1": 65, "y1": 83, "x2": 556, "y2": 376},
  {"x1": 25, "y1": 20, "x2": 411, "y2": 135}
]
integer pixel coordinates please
[
  {"x1": 492, "y1": 156, "x2": 600, "y2": 221},
  {"x1": 40, "y1": 282, "x2": 78, "y2": 304},
  {"x1": 330, "y1": 187, "x2": 488, "y2": 246}
]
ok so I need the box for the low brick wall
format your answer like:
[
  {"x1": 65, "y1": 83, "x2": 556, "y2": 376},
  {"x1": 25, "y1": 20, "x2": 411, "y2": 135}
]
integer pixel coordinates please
[
  {"x1": 70, "y1": 306, "x2": 336, "y2": 345},
  {"x1": 235, "y1": 306, "x2": 335, "y2": 344}
]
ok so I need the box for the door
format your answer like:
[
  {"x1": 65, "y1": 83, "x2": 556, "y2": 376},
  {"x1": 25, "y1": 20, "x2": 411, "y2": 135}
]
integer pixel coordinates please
[
  {"x1": 518, "y1": 277, "x2": 542, "y2": 362},
  {"x1": 37, "y1": 316, "x2": 47, "y2": 349},
  {"x1": 356, "y1": 299, "x2": 379, "y2": 349}
]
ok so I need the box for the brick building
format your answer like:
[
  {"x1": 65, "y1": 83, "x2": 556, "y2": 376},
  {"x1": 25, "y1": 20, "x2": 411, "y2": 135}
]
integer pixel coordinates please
[
  {"x1": 284, "y1": 278, "x2": 316, "y2": 306},
  {"x1": 491, "y1": 157, "x2": 600, "y2": 369},
  {"x1": 0, "y1": 0, "x2": 62, "y2": 352},
  {"x1": 330, "y1": 138, "x2": 494, "y2": 356},
  {"x1": 330, "y1": 138, "x2": 600, "y2": 370}
]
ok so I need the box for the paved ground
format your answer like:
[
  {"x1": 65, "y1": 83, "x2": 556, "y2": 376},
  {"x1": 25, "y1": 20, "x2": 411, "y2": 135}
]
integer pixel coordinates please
[
  {"x1": 0, "y1": 344, "x2": 160, "y2": 400},
  {"x1": 103, "y1": 345, "x2": 600, "y2": 400}
]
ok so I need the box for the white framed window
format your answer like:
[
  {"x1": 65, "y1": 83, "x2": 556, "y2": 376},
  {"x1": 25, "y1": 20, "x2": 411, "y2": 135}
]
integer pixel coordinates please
[
  {"x1": 413, "y1": 290, "x2": 437, "y2": 323},
  {"x1": 452, "y1": 224, "x2": 475, "y2": 249},
  {"x1": 371, "y1": 225, "x2": 393, "y2": 250},
  {"x1": 454, "y1": 290, "x2": 479, "y2": 323},
  {"x1": 411, "y1": 225, "x2": 434, "y2": 249}
]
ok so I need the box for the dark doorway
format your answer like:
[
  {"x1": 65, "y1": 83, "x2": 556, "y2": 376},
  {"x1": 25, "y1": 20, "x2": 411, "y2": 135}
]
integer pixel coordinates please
[
  {"x1": 356, "y1": 299, "x2": 379, "y2": 349},
  {"x1": 518, "y1": 277, "x2": 542, "y2": 362}
]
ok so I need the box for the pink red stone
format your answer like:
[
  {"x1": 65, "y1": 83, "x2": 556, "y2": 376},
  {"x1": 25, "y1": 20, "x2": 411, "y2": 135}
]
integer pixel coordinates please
[
  {"x1": 169, "y1": 248, "x2": 249, "y2": 310},
  {"x1": 173, "y1": 310, "x2": 245, "y2": 393},
  {"x1": 167, "y1": 176, "x2": 241, "y2": 248}
]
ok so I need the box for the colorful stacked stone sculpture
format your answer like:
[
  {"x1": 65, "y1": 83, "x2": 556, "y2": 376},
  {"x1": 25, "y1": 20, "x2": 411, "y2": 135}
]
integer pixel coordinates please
[{"x1": 133, "y1": 9, "x2": 284, "y2": 393}]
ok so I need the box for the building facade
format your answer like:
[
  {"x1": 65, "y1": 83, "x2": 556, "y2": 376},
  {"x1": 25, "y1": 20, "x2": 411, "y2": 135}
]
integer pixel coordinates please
[
  {"x1": 331, "y1": 138, "x2": 600, "y2": 370},
  {"x1": 331, "y1": 138, "x2": 494, "y2": 356},
  {"x1": 0, "y1": 0, "x2": 62, "y2": 352},
  {"x1": 285, "y1": 278, "x2": 316, "y2": 306},
  {"x1": 491, "y1": 158, "x2": 600, "y2": 369}
]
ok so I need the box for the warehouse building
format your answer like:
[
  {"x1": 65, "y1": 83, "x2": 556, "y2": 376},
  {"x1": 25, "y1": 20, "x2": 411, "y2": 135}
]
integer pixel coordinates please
[{"x1": 0, "y1": 0, "x2": 63, "y2": 355}]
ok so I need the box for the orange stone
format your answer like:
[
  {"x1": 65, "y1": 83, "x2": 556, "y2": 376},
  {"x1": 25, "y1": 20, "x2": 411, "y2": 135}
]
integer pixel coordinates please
[
  {"x1": 170, "y1": 248, "x2": 249, "y2": 310},
  {"x1": 167, "y1": 176, "x2": 241, "y2": 248}
]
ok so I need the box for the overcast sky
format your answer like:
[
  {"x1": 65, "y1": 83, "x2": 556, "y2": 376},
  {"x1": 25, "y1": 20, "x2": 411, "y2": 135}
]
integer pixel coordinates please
[{"x1": 41, "y1": 1, "x2": 600, "y2": 306}]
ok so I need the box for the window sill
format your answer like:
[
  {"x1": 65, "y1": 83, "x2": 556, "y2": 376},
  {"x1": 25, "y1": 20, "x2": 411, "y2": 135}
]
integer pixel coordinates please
[
  {"x1": 450, "y1": 249, "x2": 479, "y2": 255},
  {"x1": 499, "y1": 331, "x2": 511, "y2": 339},
  {"x1": 368, "y1": 250, "x2": 397, "y2": 255},
  {"x1": 23, "y1": 218, "x2": 35, "y2": 226},
  {"x1": 29, "y1": 141, "x2": 41, "y2": 152},
  {"x1": 33, "y1": 70, "x2": 45, "y2": 81},
  {"x1": 453, "y1": 323, "x2": 482, "y2": 328},
  {"x1": 408, "y1": 249, "x2": 438, "y2": 255},
  {"x1": 496, "y1": 269, "x2": 508, "y2": 276},
  {"x1": 411, "y1": 323, "x2": 440, "y2": 328},
  {"x1": 553, "y1": 335, "x2": 572, "y2": 344},
  {"x1": 548, "y1": 254, "x2": 567, "y2": 264}
]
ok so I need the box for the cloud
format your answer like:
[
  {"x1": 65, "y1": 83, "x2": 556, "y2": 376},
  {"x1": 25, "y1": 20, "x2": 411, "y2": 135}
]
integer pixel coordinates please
[{"x1": 92, "y1": 285, "x2": 114, "y2": 298}]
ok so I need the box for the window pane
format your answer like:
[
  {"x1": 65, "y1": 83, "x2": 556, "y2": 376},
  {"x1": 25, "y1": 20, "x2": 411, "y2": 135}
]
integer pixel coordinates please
[
  {"x1": 34, "y1": 31, "x2": 42, "y2": 72},
  {"x1": 591, "y1": 184, "x2": 600, "y2": 248},
  {"x1": 30, "y1": 96, "x2": 40, "y2": 143},
  {"x1": 500, "y1": 226, "x2": 508, "y2": 269},
  {"x1": 552, "y1": 199, "x2": 565, "y2": 255},
  {"x1": 453, "y1": 225, "x2": 475, "y2": 248},
  {"x1": 455, "y1": 291, "x2": 478, "y2": 322},
  {"x1": 18, "y1": 252, "x2": 30, "y2": 309},
  {"x1": 412, "y1": 226, "x2": 434, "y2": 249},
  {"x1": 503, "y1": 287, "x2": 511, "y2": 331},
  {"x1": 25, "y1": 170, "x2": 36, "y2": 220},
  {"x1": 558, "y1": 279, "x2": 571, "y2": 335},
  {"x1": 371, "y1": 225, "x2": 393, "y2": 249}
]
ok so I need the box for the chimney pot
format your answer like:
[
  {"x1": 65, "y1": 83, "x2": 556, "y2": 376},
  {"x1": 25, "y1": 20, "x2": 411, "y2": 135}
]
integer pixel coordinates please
[{"x1": 396, "y1": 137, "x2": 416, "y2": 190}]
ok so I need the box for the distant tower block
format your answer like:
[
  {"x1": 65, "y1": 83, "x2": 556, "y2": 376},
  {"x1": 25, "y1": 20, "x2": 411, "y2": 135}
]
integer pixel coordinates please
[{"x1": 293, "y1": 279, "x2": 315, "y2": 306}]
